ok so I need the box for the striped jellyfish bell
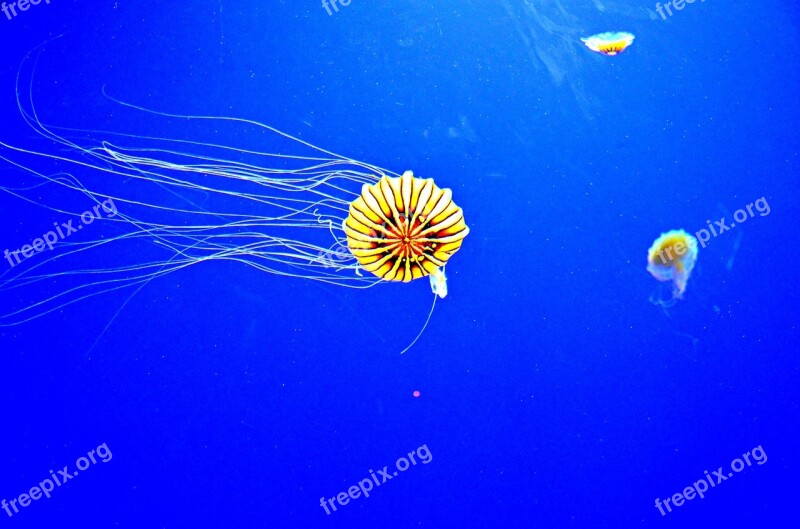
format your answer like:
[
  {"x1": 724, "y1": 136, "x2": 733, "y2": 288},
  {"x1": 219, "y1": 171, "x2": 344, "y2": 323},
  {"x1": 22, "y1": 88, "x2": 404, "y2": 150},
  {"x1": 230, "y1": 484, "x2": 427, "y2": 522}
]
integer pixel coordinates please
[{"x1": 343, "y1": 170, "x2": 469, "y2": 290}]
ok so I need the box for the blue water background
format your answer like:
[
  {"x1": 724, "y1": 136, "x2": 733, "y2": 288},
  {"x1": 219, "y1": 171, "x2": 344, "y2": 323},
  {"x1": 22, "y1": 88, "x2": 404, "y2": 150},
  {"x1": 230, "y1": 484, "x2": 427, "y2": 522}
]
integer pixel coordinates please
[{"x1": 0, "y1": 1, "x2": 798, "y2": 527}]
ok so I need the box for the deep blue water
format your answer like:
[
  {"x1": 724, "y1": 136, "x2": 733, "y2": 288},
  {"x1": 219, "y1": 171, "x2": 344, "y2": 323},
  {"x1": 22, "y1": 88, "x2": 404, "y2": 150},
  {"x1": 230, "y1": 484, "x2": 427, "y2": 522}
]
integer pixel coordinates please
[{"x1": 1, "y1": 1, "x2": 798, "y2": 527}]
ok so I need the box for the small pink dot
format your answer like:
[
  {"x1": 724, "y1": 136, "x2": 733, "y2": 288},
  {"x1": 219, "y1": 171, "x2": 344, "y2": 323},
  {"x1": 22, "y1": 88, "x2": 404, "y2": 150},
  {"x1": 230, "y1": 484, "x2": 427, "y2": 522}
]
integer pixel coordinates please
[{"x1": 412, "y1": 390, "x2": 421, "y2": 398}]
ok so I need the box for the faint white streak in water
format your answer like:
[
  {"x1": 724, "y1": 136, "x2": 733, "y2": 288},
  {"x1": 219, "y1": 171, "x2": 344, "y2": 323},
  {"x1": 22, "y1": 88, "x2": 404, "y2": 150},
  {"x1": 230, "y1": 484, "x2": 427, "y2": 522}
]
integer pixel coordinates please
[
  {"x1": 447, "y1": 115, "x2": 478, "y2": 143},
  {"x1": 726, "y1": 231, "x2": 743, "y2": 271},
  {"x1": 592, "y1": 0, "x2": 661, "y2": 19},
  {"x1": 501, "y1": 0, "x2": 656, "y2": 118},
  {"x1": 501, "y1": 0, "x2": 590, "y2": 117}
]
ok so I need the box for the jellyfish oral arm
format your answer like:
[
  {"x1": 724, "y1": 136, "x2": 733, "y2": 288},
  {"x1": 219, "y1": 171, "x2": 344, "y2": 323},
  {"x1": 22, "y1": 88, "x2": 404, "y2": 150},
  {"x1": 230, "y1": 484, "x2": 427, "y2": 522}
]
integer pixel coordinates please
[{"x1": 429, "y1": 267, "x2": 448, "y2": 299}]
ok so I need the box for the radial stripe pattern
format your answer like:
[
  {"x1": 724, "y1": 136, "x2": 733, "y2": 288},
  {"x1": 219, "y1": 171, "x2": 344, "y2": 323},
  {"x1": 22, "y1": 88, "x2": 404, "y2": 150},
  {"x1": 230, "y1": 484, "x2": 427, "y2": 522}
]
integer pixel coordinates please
[{"x1": 343, "y1": 170, "x2": 469, "y2": 282}]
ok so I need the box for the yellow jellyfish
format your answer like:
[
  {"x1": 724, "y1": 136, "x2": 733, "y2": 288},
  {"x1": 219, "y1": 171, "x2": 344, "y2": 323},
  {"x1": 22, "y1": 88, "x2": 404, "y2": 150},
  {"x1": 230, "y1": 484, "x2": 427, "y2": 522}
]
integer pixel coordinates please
[
  {"x1": 581, "y1": 31, "x2": 635, "y2": 56},
  {"x1": 343, "y1": 171, "x2": 469, "y2": 293},
  {"x1": 647, "y1": 229, "x2": 699, "y2": 303},
  {"x1": 0, "y1": 52, "x2": 469, "y2": 326}
]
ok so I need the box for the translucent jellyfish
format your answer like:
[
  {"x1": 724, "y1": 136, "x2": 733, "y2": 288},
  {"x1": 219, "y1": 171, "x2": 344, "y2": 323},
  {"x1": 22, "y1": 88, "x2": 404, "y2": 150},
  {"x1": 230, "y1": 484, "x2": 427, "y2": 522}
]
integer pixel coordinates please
[{"x1": 647, "y1": 229, "x2": 699, "y2": 304}]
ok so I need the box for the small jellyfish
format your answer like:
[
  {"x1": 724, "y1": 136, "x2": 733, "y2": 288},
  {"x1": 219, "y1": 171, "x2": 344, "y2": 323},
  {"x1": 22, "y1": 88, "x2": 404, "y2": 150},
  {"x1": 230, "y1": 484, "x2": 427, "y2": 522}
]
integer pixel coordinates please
[
  {"x1": 647, "y1": 229, "x2": 699, "y2": 303},
  {"x1": 412, "y1": 390, "x2": 421, "y2": 398},
  {"x1": 581, "y1": 32, "x2": 635, "y2": 56}
]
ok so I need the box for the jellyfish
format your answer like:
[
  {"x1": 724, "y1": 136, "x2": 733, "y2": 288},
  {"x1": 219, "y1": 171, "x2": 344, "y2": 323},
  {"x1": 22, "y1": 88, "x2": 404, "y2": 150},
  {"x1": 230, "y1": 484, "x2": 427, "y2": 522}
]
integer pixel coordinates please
[
  {"x1": 344, "y1": 171, "x2": 468, "y2": 291},
  {"x1": 647, "y1": 229, "x2": 699, "y2": 304},
  {"x1": 581, "y1": 32, "x2": 635, "y2": 56},
  {"x1": 0, "y1": 55, "x2": 469, "y2": 327}
]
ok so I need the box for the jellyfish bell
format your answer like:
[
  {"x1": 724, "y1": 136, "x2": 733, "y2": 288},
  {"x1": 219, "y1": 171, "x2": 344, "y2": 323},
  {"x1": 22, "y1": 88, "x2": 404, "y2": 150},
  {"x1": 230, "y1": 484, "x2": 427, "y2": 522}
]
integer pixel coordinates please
[
  {"x1": 343, "y1": 170, "x2": 468, "y2": 294},
  {"x1": 647, "y1": 229, "x2": 698, "y2": 305},
  {"x1": 581, "y1": 31, "x2": 635, "y2": 56}
]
